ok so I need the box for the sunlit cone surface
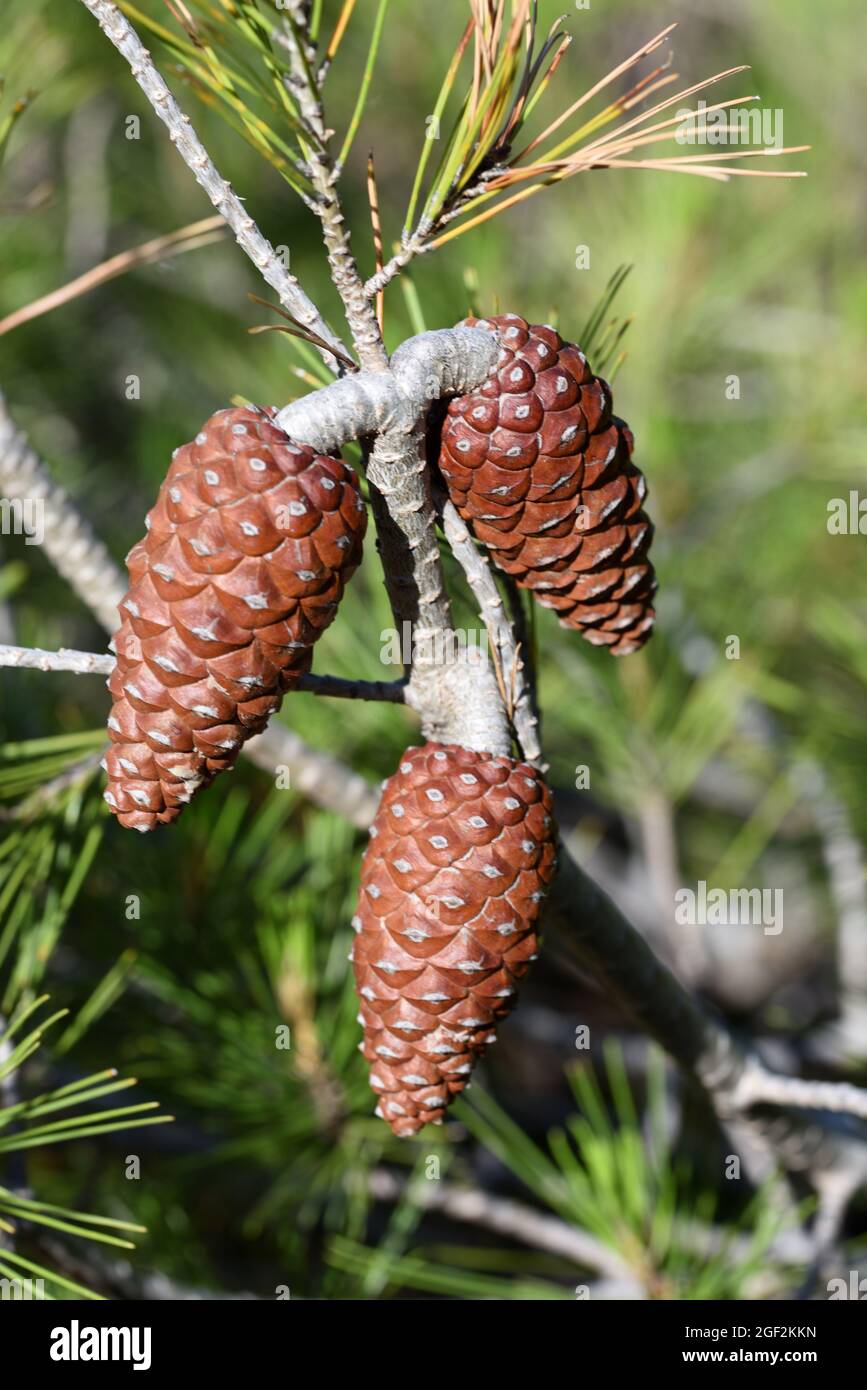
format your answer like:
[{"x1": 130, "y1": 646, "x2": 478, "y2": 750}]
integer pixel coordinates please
[
  {"x1": 105, "y1": 406, "x2": 366, "y2": 830},
  {"x1": 353, "y1": 742, "x2": 557, "y2": 1136},
  {"x1": 437, "y1": 313, "x2": 656, "y2": 653}
]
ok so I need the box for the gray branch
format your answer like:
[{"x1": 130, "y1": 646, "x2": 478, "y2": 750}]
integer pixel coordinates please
[
  {"x1": 439, "y1": 494, "x2": 542, "y2": 765},
  {"x1": 0, "y1": 389, "x2": 124, "y2": 633},
  {"x1": 546, "y1": 849, "x2": 867, "y2": 1193},
  {"x1": 367, "y1": 1166, "x2": 814, "y2": 1293},
  {"x1": 364, "y1": 229, "x2": 431, "y2": 296},
  {"x1": 0, "y1": 395, "x2": 381, "y2": 825},
  {"x1": 279, "y1": 5, "x2": 386, "y2": 371},
  {"x1": 76, "y1": 0, "x2": 351, "y2": 376},
  {"x1": 6, "y1": 358, "x2": 867, "y2": 1169},
  {"x1": 275, "y1": 328, "x2": 499, "y2": 669},
  {"x1": 277, "y1": 326, "x2": 513, "y2": 753},
  {"x1": 0, "y1": 642, "x2": 406, "y2": 705},
  {"x1": 15, "y1": 10, "x2": 867, "y2": 1204},
  {"x1": 0, "y1": 643, "x2": 114, "y2": 675},
  {"x1": 274, "y1": 327, "x2": 499, "y2": 452},
  {"x1": 367, "y1": 1166, "x2": 641, "y2": 1288},
  {"x1": 729, "y1": 1064, "x2": 867, "y2": 1122}
]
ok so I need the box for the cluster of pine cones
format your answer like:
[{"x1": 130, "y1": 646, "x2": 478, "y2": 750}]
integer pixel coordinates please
[{"x1": 105, "y1": 313, "x2": 656, "y2": 1134}]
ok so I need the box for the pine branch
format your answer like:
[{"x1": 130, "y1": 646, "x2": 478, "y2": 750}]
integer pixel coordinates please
[
  {"x1": 438, "y1": 494, "x2": 541, "y2": 764},
  {"x1": 278, "y1": 2, "x2": 385, "y2": 369},
  {"x1": 368, "y1": 15, "x2": 807, "y2": 285},
  {"x1": 0, "y1": 391, "x2": 384, "y2": 824},
  {"x1": 545, "y1": 852, "x2": 867, "y2": 1194},
  {"x1": 364, "y1": 233, "x2": 429, "y2": 298},
  {"x1": 76, "y1": 0, "x2": 351, "y2": 376},
  {"x1": 280, "y1": 0, "x2": 475, "y2": 733},
  {"x1": 0, "y1": 645, "x2": 114, "y2": 676},
  {"x1": 367, "y1": 1166, "x2": 641, "y2": 1287},
  {"x1": 5, "y1": 11, "x2": 842, "y2": 1199},
  {"x1": 0, "y1": 388, "x2": 125, "y2": 633},
  {"x1": 275, "y1": 323, "x2": 513, "y2": 748},
  {"x1": 367, "y1": 1163, "x2": 819, "y2": 1289},
  {"x1": 0, "y1": 642, "x2": 405, "y2": 704},
  {"x1": 7, "y1": 325, "x2": 860, "y2": 1159},
  {"x1": 297, "y1": 672, "x2": 406, "y2": 703},
  {"x1": 729, "y1": 1065, "x2": 867, "y2": 1122}
]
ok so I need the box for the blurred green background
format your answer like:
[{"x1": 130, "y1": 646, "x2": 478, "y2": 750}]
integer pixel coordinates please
[{"x1": 0, "y1": 0, "x2": 865, "y2": 1300}]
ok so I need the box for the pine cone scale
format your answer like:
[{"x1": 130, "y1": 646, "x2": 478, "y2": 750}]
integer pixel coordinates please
[
  {"x1": 437, "y1": 312, "x2": 656, "y2": 654},
  {"x1": 353, "y1": 742, "x2": 557, "y2": 1137},
  {"x1": 105, "y1": 405, "x2": 366, "y2": 831}
]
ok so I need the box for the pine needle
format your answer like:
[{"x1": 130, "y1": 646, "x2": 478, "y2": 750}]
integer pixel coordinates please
[
  {"x1": 399, "y1": 275, "x2": 427, "y2": 337},
  {"x1": 325, "y1": 0, "x2": 358, "y2": 64},
  {"x1": 580, "y1": 264, "x2": 632, "y2": 358},
  {"x1": 248, "y1": 322, "x2": 358, "y2": 368},
  {"x1": 0, "y1": 87, "x2": 37, "y2": 168},
  {"x1": 247, "y1": 294, "x2": 357, "y2": 370},
  {"x1": 514, "y1": 22, "x2": 678, "y2": 164},
  {"x1": 403, "y1": 18, "x2": 475, "y2": 237},
  {"x1": 0, "y1": 217, "x2": 226, "y2": 338},
  {"x1": 403, "y1": 14, "x2": 807, "y2": 258},
  {"x1": 338, "y1": 0, "x2": 390, "y2": 168}
]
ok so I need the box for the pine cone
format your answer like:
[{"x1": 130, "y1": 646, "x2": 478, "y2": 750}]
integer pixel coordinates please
[
  {"x1": 104, "y1": 405, "x2": 366, "y2": 831},
  {"x1": 353, "y1": 742, "x2": 557, "y2": 1136},
  {"x1": 436, "y1": 313, "x2": 656, "y2": 654}
]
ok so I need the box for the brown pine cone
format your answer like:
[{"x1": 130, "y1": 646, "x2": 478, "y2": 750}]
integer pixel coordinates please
[
  {"x1": 353, "y1": 742, "x2": 557, "y2": 1137},
  {"x1": 436, "y1": 312, "x2": 656, "y2": 654},
  {"x1": 104, "y1": 405, "x2": 366, "y2": 831}
]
